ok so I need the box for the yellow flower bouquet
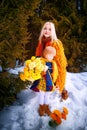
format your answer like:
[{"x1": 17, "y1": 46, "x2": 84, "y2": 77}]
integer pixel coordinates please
[{"x1": 20, "y1": 56, "x2": 45, "y2": 82}]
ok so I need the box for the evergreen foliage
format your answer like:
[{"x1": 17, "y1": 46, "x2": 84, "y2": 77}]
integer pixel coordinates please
[
  {"x1": 0, "y1": 71, "x2": 31, "y2": 110},
  {"x1": 0, "y1": 0, "x2": 41, "y2": 109},
  {"x1": 0, "y1": 1, "x2": 31, "y2": 70}
]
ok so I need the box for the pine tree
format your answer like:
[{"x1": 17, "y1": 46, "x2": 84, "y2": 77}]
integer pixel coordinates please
[{"x1": 0, "y1": 0, "x2": 41, "y2": 109}]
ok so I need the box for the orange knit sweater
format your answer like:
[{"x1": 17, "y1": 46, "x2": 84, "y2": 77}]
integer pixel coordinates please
[
  {"x1": 36, "y1": 39, "x2": 67, "y2": 93},
  {"x1": 51, "y1": 40, "x2": 67, "y2": 93}
]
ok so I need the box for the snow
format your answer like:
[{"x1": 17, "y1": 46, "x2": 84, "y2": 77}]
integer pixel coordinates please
[{"x1": 0, "y1": 67, "x2": 87, "y2": 130}]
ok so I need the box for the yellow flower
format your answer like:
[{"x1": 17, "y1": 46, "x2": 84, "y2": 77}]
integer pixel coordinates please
[
  {"x1": 28, "y1": 61, "x2": 36, "y2": 69},
  {"x1": 25, "y1": 60, "x2": 31, "y2": 67},
  {"x1": 20, "y1": 56, "x2": 45, "y2": 82},
  {"x1": 20, "y1": 73, "x2": 26, "y2": 81},
  {"x1": 31, "y1": 56, "x2": 36, "y2": 61},
  {"x1": 24, "y1": 67, "x2": 28, "y2": 72},
  {"x1": 36, "y1": 63, "x2": 44, "y2": 71}
]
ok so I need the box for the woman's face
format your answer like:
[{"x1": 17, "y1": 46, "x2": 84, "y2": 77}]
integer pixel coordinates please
[{"x1": 43, "y1": 23, "x2": 51, "y2": 37}]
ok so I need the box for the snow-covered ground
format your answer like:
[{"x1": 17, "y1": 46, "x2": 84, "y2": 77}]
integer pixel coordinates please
[{"x1": 0, "y1": 67, "x2": 87, "y2": 130}]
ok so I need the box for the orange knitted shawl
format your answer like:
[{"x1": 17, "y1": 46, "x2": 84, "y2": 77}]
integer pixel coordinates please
[
  {"x1": 51, "y1": 39, "x2": 67, "y2": 93},
  {"x1": 36, "y1": 39, "x2": 67, "y2": 93}
]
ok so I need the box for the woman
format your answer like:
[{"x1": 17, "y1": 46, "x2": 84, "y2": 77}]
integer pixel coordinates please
[{"x1": 36, "y1": 21, "x2": 67, "y2": 93}]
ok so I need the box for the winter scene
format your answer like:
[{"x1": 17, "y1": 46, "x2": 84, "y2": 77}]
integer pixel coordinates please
[
  {"x1": 0, "y1": 0, "x2": 87, "y2": 130},
  {"x1": 0, "y1": 66, "x2": 87, "y2": 130}
]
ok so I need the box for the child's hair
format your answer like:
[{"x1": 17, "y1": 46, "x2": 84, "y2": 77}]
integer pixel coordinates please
[
  {"x1": 39, "y1": 22, "x2": 58, "y2": 43},
  {"x1": 43, "y1": 46, "x2": 56, "y2": 57}
]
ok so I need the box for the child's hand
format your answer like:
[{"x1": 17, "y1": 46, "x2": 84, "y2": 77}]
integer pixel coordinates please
[
  {"x1": 41, "y1": 65, "x2": 48, "y2": 76},
  {"x1": 44, "y1": 65, "x2": 48, "y2": 72}
]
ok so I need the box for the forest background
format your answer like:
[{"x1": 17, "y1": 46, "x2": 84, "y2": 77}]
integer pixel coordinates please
[{"x1": 0, "y1": 0, "x2": 87, "y2": 109}]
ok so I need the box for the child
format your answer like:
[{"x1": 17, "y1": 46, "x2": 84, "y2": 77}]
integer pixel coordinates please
[
  {"x1": 36, "y1": 21, "x2": 68, "y2": 93},
  {"x1": 30, "y1": 46, "x2": 58, "y2": 116}
]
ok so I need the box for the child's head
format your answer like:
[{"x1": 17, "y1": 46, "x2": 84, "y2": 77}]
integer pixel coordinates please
[
  {"x1": 43, "y1": 46, "x2": 56, "y2": 60},
  {"x1": 39, "y1": 21, "x2": 57, "y2": 42}
]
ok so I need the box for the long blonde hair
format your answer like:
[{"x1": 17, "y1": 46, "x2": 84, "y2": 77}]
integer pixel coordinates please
[{"x1": 39, "y1": 22, "x2": 58, "y2": 43}]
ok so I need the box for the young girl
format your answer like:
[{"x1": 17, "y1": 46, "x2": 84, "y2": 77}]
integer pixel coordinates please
[
  {"x1": 30, "y1": 46, "x2": 58, "y2": 116},
  {"x1": 36, "y1": 21, "x2": 67, "y2": 93}
]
